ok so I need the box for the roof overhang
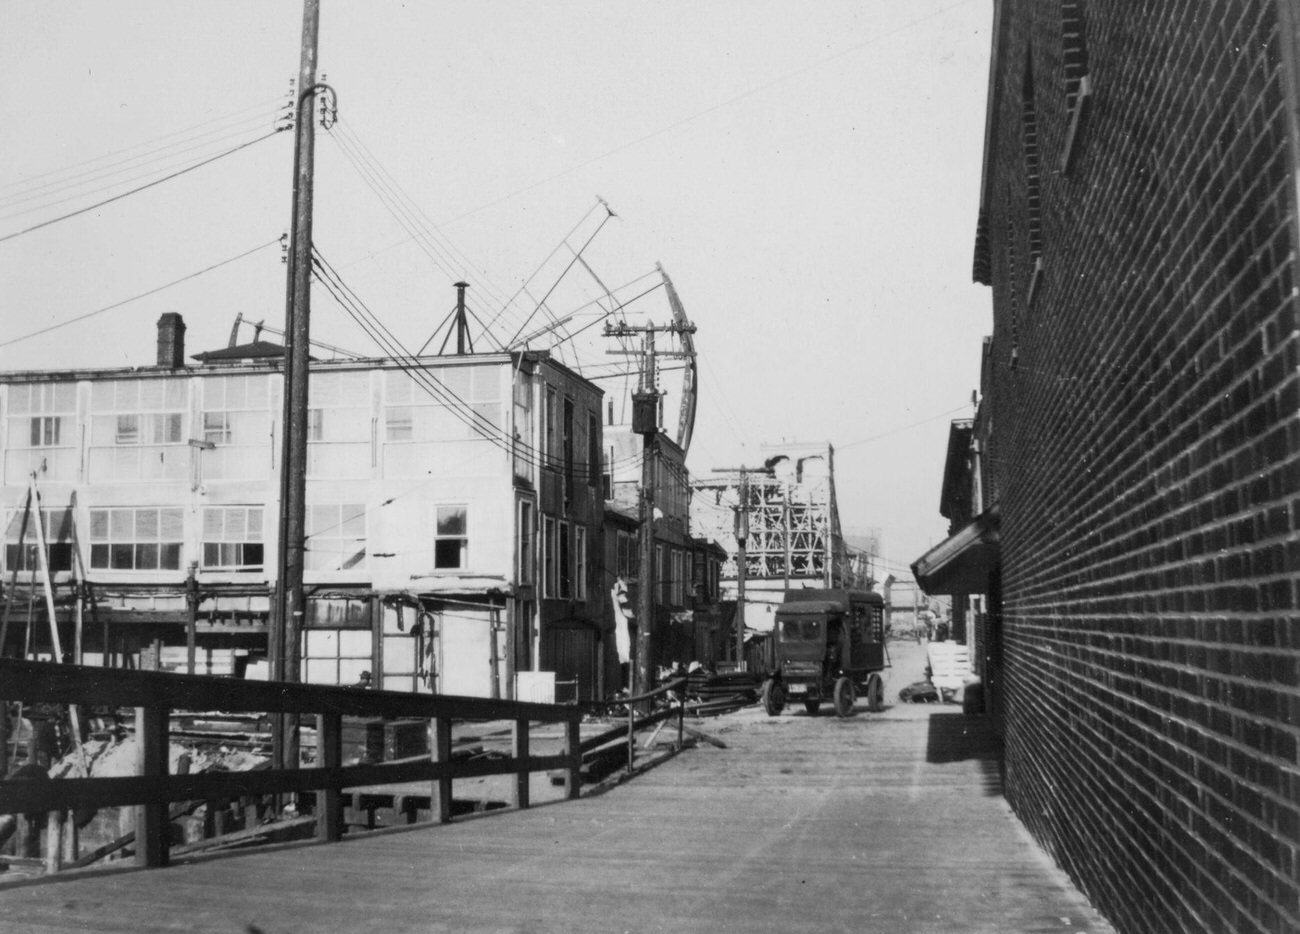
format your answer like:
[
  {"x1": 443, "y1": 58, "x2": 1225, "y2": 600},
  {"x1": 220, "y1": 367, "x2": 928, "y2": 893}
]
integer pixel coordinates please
[{"x1": 911, "y1": 509, "x2": 1000, "y2": 595}]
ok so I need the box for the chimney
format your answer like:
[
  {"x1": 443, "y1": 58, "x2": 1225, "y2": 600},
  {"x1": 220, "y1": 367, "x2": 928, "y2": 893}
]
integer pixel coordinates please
[{"x1": 156, "y1": 312, "x2": 186, "y2": 368}]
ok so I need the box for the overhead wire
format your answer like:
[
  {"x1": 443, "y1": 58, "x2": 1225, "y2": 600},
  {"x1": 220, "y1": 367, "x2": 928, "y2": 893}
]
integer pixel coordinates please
[
  {"x1": 0, "y1": 130, "x2": 285, "y2": 245},
  {"x1": 0, "y1": 94, "x2": 288, "y2": 198},
  {"x1": 0, "y1": 108, "x2": 288, "y2": 218},
  {"x1": 0, "y1": 238, "x2": 284, "y2": 350},
  {"x1": 323, "y1": 118, "x2": 516, "y2": 346},
  {"x1": 310, "y1": 244, "x2": 651, "y2": 479}
]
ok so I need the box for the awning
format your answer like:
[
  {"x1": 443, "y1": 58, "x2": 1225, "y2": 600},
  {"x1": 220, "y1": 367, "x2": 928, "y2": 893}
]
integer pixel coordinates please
[{"x1": 911, "y1": 510, "x2": 1000, "y2": 594}]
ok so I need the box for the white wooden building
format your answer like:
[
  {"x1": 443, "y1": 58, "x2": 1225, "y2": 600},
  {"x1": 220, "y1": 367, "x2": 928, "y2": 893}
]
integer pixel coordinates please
[{"x1": 0, "y1": 315, "x2": 605, "y2": 699}]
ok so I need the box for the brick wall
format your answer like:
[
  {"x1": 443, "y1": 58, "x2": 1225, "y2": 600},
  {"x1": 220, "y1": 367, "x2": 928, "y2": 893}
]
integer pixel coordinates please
[{"x1": 978, "y1": 2, "x2": 1300, "y2": 932}]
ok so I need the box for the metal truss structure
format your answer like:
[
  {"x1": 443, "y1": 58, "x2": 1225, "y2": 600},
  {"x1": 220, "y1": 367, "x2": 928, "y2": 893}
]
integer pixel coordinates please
[{"x1": 693, "y1": 442, "x2": 855, "y2": 590}]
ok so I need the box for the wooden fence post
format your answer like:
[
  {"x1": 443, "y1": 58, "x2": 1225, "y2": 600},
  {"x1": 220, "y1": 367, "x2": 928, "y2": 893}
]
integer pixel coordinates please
[
  {"x1": 134, "y1": 705, "x2": 169, "y2": 868},
  {"x1": 431, "y1": 716, "x2": 452, "y2": 824},
  {"x1": 513, "y1": 717, "x2": 530, "y2": 810},
  {"x1": 563, "y1": 715, "x2": 581, "y2": 800},
  {"x1": 626, "y1": 703, "x2": 635, "y2": 773},
  {"x1": 677, "y1": 687, "x2": 685, "y2": 751},
  {"x1": 45, "y1": 809, "x2": 63, "y2": 874},
  {"x1": 316, "y1": 712, "x2": 343, "y2": 842}
]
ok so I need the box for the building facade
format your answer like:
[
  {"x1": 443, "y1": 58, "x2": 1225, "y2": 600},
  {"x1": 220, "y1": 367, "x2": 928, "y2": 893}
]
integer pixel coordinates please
[
  {"x1": 0, "y1": 316, "x2": 605, "y2": 701},
  {"x1": 603, "y1": 423, "x2": 727, "y2": 681},
  {"x1": 923, "y1": 3, "x2": 1300, "y2": 932}
]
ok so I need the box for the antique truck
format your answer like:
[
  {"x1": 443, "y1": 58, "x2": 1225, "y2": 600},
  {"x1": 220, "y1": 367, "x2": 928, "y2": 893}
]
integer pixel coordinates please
[{"x1": 762, "y1": 589, "x2": 888, "y2": 717}]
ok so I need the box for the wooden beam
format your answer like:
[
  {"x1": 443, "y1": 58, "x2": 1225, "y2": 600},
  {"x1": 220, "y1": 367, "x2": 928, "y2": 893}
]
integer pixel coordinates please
[
  {"x1": 134, "y1": 705, "x2": 169, "y2": 868},
  {"x1": 513, "y1": 717, "x2": 529, "y2": 810},
  {"x1": 431, "y1": 716, "x2": 452, "y2": 824},
  {"x1": 316, "y1": 712, "x2": 343, "y2": 842},
  {"x1": 0, "y1": 658, "x2": 574, "y2": 721}
]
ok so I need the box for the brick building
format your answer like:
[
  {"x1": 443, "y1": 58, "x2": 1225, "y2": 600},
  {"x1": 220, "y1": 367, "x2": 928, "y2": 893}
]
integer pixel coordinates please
[{"x1": 918, "y1": 3, "x2": 1300, "y2": 933}]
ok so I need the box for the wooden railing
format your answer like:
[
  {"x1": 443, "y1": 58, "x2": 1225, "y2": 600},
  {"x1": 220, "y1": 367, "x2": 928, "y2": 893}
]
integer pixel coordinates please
[
  {"x1": 575, "y1": 679, "x2": 688, "y2": 773},
  {"x1": 0, "y1": 658, "x2": 587, "y2": 870}
]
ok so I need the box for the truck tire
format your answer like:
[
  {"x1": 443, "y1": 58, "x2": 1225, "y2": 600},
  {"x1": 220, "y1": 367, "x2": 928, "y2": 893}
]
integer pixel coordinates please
[
  {"x1": 864, "y1": 673, "x2": 884, "y2": 712},
  {"x1": 762, "y1": 680, "x2": 786, "y2": 716},
  {"x1": 833, "y1": 677, "x2": 856, "y2": 717}
]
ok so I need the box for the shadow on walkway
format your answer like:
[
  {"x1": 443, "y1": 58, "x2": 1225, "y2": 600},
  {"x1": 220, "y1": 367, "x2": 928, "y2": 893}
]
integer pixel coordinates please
[{"x1": 925, "y1": 712, "x2": 1004, "y2": 797}]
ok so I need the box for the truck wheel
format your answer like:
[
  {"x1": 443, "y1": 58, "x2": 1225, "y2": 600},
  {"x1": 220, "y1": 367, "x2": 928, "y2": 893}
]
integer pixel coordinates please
[
  {"x1": 864, "y1": 673, "x2": 884, "y2": 712},
  {"x1": 763, "y1": 681, "x2": 786, "y2": 716},
  {"x1": 833, "y1": 677, "x2": 856, "y2": 717},
  {"x1": 804, "y1": 700, "x2": 820, "y2": 716}
]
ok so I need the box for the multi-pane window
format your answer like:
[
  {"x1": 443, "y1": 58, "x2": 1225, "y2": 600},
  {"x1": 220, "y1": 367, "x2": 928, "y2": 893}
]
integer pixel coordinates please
[
  {"x1": 303, "y1": 629, "x2": 371, "y2": 686},
  {"x1": 434, "y1": 504, "x2": 468, "y2": 570},
  {"x1": 113, "y1": 412, "x2": 182, "y2": 445},
  {"x1": 517, "y1": 500, "x2": 535, "y2": 584},
  {"x1": 544, "y1": 387, "x2": 556, "y2": 466},
  {"x1": 305, "y1": 504, "x2": 366, "y2": 571},
  {"x1": 30, "y1": 416, "x2": 63, "y2": 447},
  {"x1": 656, "y1": 544, "x2": 668, "y2": 604},
  {"x1": 5, "y1": 382, "x2": 77, "y2": 483},
  {"x1": 89, "y1": 507, "x2": 183, "y2": 571},
  {"x1": 616, "y1": 529, "x2": 636, "y2": 579},
  {"x1": 385, "y1": 406, "x2": 413, "y2": 441},
  {"x1": 4, "y1": 507, "x2": 73, "y2": 573},
  {"x1": 200, "y1": 375, "x2": 272, "y2": 480},
  {"x1": 9, "y1": 384, "x2": 74, "y2": 447},
  {"x1": 542, "y1": 515, "x2": 556, "y2": 597},
  {"x1": 89, "y1": 379, "x2": 187, "y2": 482},
  {"x1": 384, "y1": 366, "x2": 503, "y2": 442},
  {"x1": 513, "y1": 377, "x2": 533, "y2": 481},
  {"x1": 562, "y1": 398, "x2": 574, "y2": 506},
  {"x1": 575, "y1": 525, "x2": 587, "y2": 600},
  {"x1": 558, "y1": 520, "x2": 573, "y2": 599},
  {"x1": 307, "y1": 371, "x2": 370, "y2": 479},
  {"x1": 203, "y1": 412, "x2": 231, "y2": 444},
  {"x1": 201, "y1": 506, "x2": 264, "y2": 571},
  {"x1": 383, "y1": 366, "x2": 504, "y2": 478}
]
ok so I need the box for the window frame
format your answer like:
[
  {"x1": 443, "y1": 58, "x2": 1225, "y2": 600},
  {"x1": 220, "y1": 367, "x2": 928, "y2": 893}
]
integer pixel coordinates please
[
  {"x1": 200, "y1": 505, "x2": 265, "y2": 573},
  {"x1": 541, "y1": 514, "x2": 556, "y2": 597},
  {"x1": 575, "y1": 524, "x2": 588, "y2": 600},
  {"x1": 517, "y1": 499, "x2": 535, "y2": 584},
  {"x1": 433, "y1": 503, "x2": 469, "y2": 571},
  {"x1": 88, "y1": 506, "x2": 184, "y2": 572}
]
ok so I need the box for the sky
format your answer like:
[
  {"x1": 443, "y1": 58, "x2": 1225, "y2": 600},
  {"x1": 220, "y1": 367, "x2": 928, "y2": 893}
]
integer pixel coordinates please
[{"x1": 0, "y1": 0, "x2": 992, "y2": 577}]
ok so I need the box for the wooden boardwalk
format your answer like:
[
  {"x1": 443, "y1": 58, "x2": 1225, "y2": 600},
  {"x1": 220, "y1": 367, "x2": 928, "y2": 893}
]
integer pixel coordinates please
[{"x1": 1, "y1": 644, "x2": 1115, "y2": 934}]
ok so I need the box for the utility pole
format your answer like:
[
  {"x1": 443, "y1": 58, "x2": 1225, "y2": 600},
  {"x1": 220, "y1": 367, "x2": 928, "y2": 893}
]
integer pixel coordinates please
[
  {"x1": 708, "y1": 466, "x2": 776, "y2": 671},
  {"x1": 734, "y1": 471, "x2": 749, "y2": 668},
  {"x1": 605, "y1": 319, "x2": 696, "y2": 698},
  {"x1": 273, "y1": 0, "x2": 326, "y2": 773}
]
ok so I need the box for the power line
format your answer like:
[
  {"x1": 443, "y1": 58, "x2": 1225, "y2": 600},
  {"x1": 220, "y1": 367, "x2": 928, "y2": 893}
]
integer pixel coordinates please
[
  {"x1": 433, "y1": 0, "x2": 980, "y2": 228},
  {"x1": 0, "y1": 94, "x2": 288, "y2": 195},
  {"x1": 311, "y1": 244, "x2": 654, "y2": 480},
  {"x1": 0, "y1": 113, "x2": 285, "y2": 217},
  {"x1": 0, "y1": 238, "x2": 283, "y2": 350},
  {"x1": 836, "y1": 406, "x2": 972, "y2": 451},
  {"x1": 0, "y1": 130, "x2": 284, "y2": 245}
]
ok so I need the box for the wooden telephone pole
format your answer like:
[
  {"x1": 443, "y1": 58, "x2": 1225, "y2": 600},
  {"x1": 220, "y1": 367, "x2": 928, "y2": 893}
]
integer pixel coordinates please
[
  {"x1": 606, "y1": 320, "x2": 695, "y2": 698},
  {"x1": 273, "y1": 0, "x2": 333, "y2": 772}
]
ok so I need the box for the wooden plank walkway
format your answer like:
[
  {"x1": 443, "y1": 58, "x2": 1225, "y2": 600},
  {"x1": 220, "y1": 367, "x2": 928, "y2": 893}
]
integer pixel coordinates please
[{"x1": 1, "y1": 643, "x2": 1115, "y2": 934}]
